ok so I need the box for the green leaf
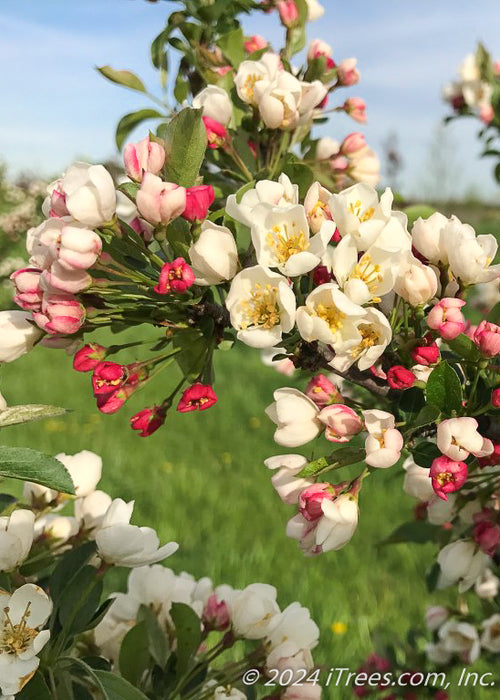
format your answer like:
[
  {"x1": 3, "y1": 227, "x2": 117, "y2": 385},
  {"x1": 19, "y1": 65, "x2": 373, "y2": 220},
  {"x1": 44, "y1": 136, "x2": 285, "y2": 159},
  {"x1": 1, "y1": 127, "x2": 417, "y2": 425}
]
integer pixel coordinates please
[
  {"x1": 412, "y1": 404, "x2": 441, "y2": 430},
  {"x1": 115, "y1": 109, "x2": 164, "y2": 151},
  {"x1": 412, "y1": 441, "x2": 441, "y2": 468},
  {"x1": 173, "y1": 329, "x2": 209, "y2": 381},
  {"x1": 282, "y1": 159, "x2": 314, "y2": 199},
  {"x1": 96, "y1": 65, "x2": 147, "y2": 93},
  {"x1": 117, "y1": 181, "x2": 140, "y2": 203},
  {"x1": 93, "y1": 671, "x2": 149, "y2": 700},
  {"x1": 17, "y1": 671, "x2": 52, "y2": 699},
  {"x1": 398, "y1": 387, "x2": 425, "y2": 417},
  {"x1": 447, "y1": 334, "x2": 481, "y2": 362},
  {"x1": 0, "y1": 404, "x2": 68, "y2": 428},
  {"x1": 137, "y1": 605, "x2": 170, "y2": 668},
  {"x1": 381, "y1": 521, "x2": 438, "y2": 546},
  {"x1": 174, "y1": 70, "x2": 189, "y2": 103},
  {"x1": 163, "y1": 108, "x2": 207, "y2": 186},
  {"x1": 151, "y1": 27, "x2": 171, "y2": 79},
  {"x1": 0, "y1": 493, "x2": 17, "y2": 514},
  {"x1": 59, "y1": 565, "x2": 103, "y2": 635},
  {"x1": 426, "y1": 561, "x2": 441, "y2": 592},
  {"x1": 119, "y1": 622, "x2": 151, "y2": 686},
  {"x1": 425, "y1": 361, "x2": 463, "y2": 413},
  {"x1": 49, "y1": 542, "x2": 97, "y2": 603},
  {"x1": 170, "y1": 602, "x2": 202, "y2": 676},
  {"x1": 218, "y1": 27, "x2": 245, "y2": 67},
  {"x1": 0, "y1": 446, "x2": 75, "y2": 494},
  {"x1": 298, "y1": 446, "x2": 366, "y2": 478}
]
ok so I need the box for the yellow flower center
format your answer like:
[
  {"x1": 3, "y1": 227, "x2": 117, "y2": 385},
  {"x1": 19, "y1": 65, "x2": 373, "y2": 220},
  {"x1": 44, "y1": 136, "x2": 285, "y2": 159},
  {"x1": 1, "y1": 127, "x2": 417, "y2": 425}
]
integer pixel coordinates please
[
  {"x1": 350, "y1": 324, "x2": 380, "y2": 359},
  {"x1": 348, "y1": 199, "x2": 375, "y2": 222},
  {"x1": 351, "y1": 253, "x2": 383, "y2": 300},
  {"x1": 267, "y1": 224, "x2": 309, "y2": 264},
  {"x1": 240, "y1": 283, "x2": 281, "y2": 330},
  {"x1": 242, "y1": 74, "x2": 262, "y2": 103},
  {"x1": 0, "y1": 603, "x2": 37, "y2": 655},
  {"x1": 315, "y1": 303, "x2": 345, "y2": 333}
]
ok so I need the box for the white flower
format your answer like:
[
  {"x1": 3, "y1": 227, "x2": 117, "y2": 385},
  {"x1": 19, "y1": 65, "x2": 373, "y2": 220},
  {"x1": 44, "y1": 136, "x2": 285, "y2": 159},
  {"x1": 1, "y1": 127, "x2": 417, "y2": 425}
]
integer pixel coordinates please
[
  {"x1": 261, "y1": 346, "x2": 296, "y2": 376},
  {"x1": 55, "y1": 450, "x2": 103, "y2": 497},
  {"x1": 225, "y1": 266, "x2": 296, "y2": 348},
  {"x1": 226, "y1": 173, "x2": 298, "y2": 227},
  {"x1": 362, "y1": 409, "x2": 403, "y2": 468},
  {"x1": 316, "y1": 137, "x2": 339, "y2": 161},
  {"x1": 425, "y1": 641, "x2": 452, "y2": 665},
  {"x1": 74, "y1": 490, "x2": 113, "y2": 532},
  {"x1": 425, "y1": 605, "x2": 449, "y2": 631},
  {"x1": 230, "y1": 583, "x2": 280, "y2": 639},
  {"x1": 438, "y1": 620, "x2": 480, "y2": 663},
  {"x1": 235, "y1": 53, "x2": 282, "y2": 106},
  {"x1": 437, "y1": 417, "x2": 493, "y2": 461},
  {"x1": 403, "y1": 457, "x2": 434, "y2": 502},
  {"x1": 266, "y1": 643, "x2": 314, "y2": 683},
  {"x1": 44, "y1": 162, "x2": 116, "y2": 227},
  {"x1": 427, "y1": 494, "x2": 456, "y2": 525},
  {"x1": 475, "y1": 568, "x2": 500, "y2": 599},
  {"x1": 256, "y1": 71, "x2": 303, "y2": 130},
  {"x1": 305, "y1": 0, "x2": 325, "y2": 20},
  {"x1": 394, "y1": 253, "x2": 438, "y2": 306},
  {"x1": 447, "y1": 227, "x2": 500, "y2": 285},
  {"x1": 264, "y1": 454, "x2": 314, "y2": 504},
  {"x1": 329, "y1": 307, "x2": 391, "y2": 373},
  {"x1": 459, "y1": 53, "x2": 481, "y2": 83},
  {"x1": 304, "y1": 182, "x2": 333, "y2": 234},
  {"x1": 328, "y1": 184, "x2": 393, "y2": 249},
  {"x1": 34, "y1": 515, "x2": 79, "y2": 543},
  {"x1": 213, "y1": 687, "x2": 247, "y2": 700},
  {"x1": 193, "y1": 85, "x2": 232, "y2": 126},
  {"x1": 315, "y1": 494, "x2": 359, "y2": 552},
  {"x1": 265, "y1": 388, "x2": 321, "y2": 447},
  {"x1": 283, "y1": 684, "x2": 322, "y2": 699},
  {"x1": 437, "y1": 540, "x2": 489, "y2": 592},
  {"x1": 412, "y1": 364, "x2": 433, "y2": 384},
  {"x1": 0, "y1": 584, "x2": 52, "y2": 696},
  {"x1": 296, "y1": 283, "x2": 366, "y2": 351},
  {"x1": 266, "y1": 602, "x2": 319, "y2": 651},
  {"x1": 0, "y1": 510, "x2": 35, "y2": 571},
  {"x1": 481, "y1": 614, "x2": 500, "y2": 653},
  {"x1": 95, "y1": 499, "x2": 179, "y2": 567},
  {"x1": 330, "y1": 235, "x2": 400, "y2": 304},
  {"x1": 188, "y1": 221, "x2": 238, "y2": 285},
  {"x1": 411, "y1": 212, "x2": 450, "y2": 264},
  {"x1": 298, "y1": 80, "x2": 327, "y2": 116},
  {"x1": 0, "y1": 311, "x2": 42, "y2": 364},
  {"x1": 251, "y1": 203, "x2": 333, "y2": 276},
  {"x1": 26, "y1": 218, "x2": 63, "y2": 268}
]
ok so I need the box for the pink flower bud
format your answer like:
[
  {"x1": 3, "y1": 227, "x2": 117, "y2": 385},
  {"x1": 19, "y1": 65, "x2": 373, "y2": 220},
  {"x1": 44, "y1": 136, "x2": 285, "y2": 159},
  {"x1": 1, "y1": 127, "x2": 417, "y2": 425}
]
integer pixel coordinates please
[
  {"x1": 91, "y1": 361, "x2": 127, "y2": 396},
  {"x1": 11, "y1": 268, "x2": 43, "y2": 311},
  {"x1": 124, "y1": 136, "x2": 166, "y2": 182},
  {"x1": 177, "y1": 383, "x2": 217, "y2": 412},
  {"x1": 57, "y1": 225, "x2": 102, "y2": 270},
  {"x1": 96, "y1": 384, "x2": 136, "y2": 414},
  {"x1": 478, "y1": 442, "x2": 500, "y2": 467},
  {"x1": 182, "y1": 185, "x2": 215, "y2": 222},
  {"x1": 473, "y1": 510, "x2": 500, "y2": 556},
  {"x1": 202, "y1": 593, "x2": 231, "y2": 631},
  {"x1": 305, "y1": 374, "x2": 342, "y2": 408},
  {"x1": 318, "y1": 404, "x2": 363, "y2": 442},
  {"x1": 202, "y1": 116, "x2": 228, "y2": 150},
  {"x1": 299, "y1": 483, "x2": 335, "y2": 521},
  {"x1": 154, "y1": 258, "x2": 195, "y2": 295},
  {"x1": 410, "y1": 340, "x2": 440, "y2": 366},
  {"x1": 312, "y1": 265, "x2": 333, "y2": 287},
  {"x1": 343, "y1": 97, "x2": 366, "y2": 124},
  {"x1": 337, "y1": 58, "x2": 360, "y2": 86},
  {"x1": 130, "y1": 406, "x2": 166, "y2": 437},
  {"x1": 492, "y1": 389, "x2": 500, "y2": 408},
  {"x1": 473, "y1": 320, "x2": 500, "y2": 358},
  {"x1": 129, "y1": 216, "x2": 153, "y2": 242},
  {"x1": 340, "y1": 132, "x2": 366, "y2": 155},
  {"x1": 430, "y1": 455, "x2": 467, "y2": 501},
  {"x1": 277, "y1": 0, "x2": 299, "y2": 27},
  {"x1": 244, "y1": 35, "x2": 268, "y2": 53},
  {"x1": 426, "y1": 298, "x2": 466, "y2": 340},
  {"x1": 480, "y1": 102, "x2": 494, "y2": 125},
  {"x1": 136, "y1": 173, "x2": 186, "y2": 225},
  {"x1": 33, "y1": 294, "x2": 86, "y2": 335},
  {"x1": 73, "y1": 343, "x2": 107, "y2": 372},
  {"x1": 387, "y1": 366, "x2": 416, "y2": 390}
]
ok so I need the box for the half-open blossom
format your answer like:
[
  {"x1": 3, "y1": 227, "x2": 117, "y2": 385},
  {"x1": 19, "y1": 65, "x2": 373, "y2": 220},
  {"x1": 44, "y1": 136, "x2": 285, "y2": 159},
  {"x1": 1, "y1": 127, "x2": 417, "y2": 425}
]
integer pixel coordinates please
[
  {"x1": 298, "y1": 483, "x2": 336, "y2": 521},
  {"x1": 177, "y1": 383, "x2": 217, "y2": 413},
  {"x1": 363, "y1": 409, "x2": 403, "y2": 469},
  {"x1": 318, "y1": 404, "x2": 362, "y2": 443},
  {"x1": 130, "y1": 406, "x2": 166, "y2": 437},
  {"x1": 203, "y1": 116, "x2": 227, "y2": 149},
  {"x1": 193, "y1": 85, "x2": 233, "y2": 126},
  {"x1": 136, "y1": 174, "x2": 186, "y2": 225},
  {"x1": 447, "y1": 226, "x2": 500, "y2": 285},
  {"x1": 235, "y1": 53, "x2": 282, "y2": 107},
  {"x1": 96, "y1": 385, "x2": 136, "y2": 415},
  {"x1": 202, "y1": 593, "x2": 231, "y2": 631},
  {"x1": 337, "y1": 58, "x2": 360, "y2": 86},
  {"x1": 10, "y1": 268, "x2": 43, "y2": 311},
  {"x1": 403, "y1": 457, "x2": 434, "y2": 502},
  {"x1": 265, "y1": 601, "x2": 319, "y2": 651},
  {"x1": 437, "y1": 417, "x2": 493, "y2": 461},
  {"x1": 182, "y1": 185, "x2": 215, "y2": 222},
  {"x1": 230, "y1": 583, "x2": 279, "y2": 639},
  {"x1": 387, "y1": 365, "x2": 416, "y2": 390},
  {"x1": 226, "y1": 173, "x2": 298, "y2": 227},
  {"x1": 473, "y1": 320, "x2": 500, "y2": 357},
  {"x1": 264, "y1": 454, "x2": 314, "y2": 504},
  {"x1": 92, "y1": 361, "x2": 127, "y2": 396},
  {"x1": 41, "y1": 260, "x2": 92, "y2": 295},
  {"x1": 305, "y1": 374, "x2": 342, "y2": 408},
  {"x1": 343, "y1": 97, "x2": 366, "y2": 123},
  {"x1": 33, "y1": 294, "x2": 85, "y2": 335},
  {"x1": 256, "y1": 71, "x2": 303, "y2": 131},
  {"x1": 304, "y1": 182, "x2": 333, "y2": 234},
  {"x1": 340, "y1": 133, "x2": 366, "y2": 155},
  {"x1": 410, "y1": 339, "x2": 440, "y2": 366},
  {"x1": 154, "y1": 258, "x2": 195, "y2": 294},
  {"x1": 426, "y1": 298, "x2": 466, "y2": 340},
  {"x1": 54, "y1": 224, "x2": 102, "y2": 270},
  {"x1": 73, "y1": 343, "x2": 107, "y2": 372},
  {"x1": 394, "y1": 253, "x2": 438, "y2": 306},
  {"x1": 437, "y1": 539, "x2": 489, "y2": 592},
  {"x1": 188, "y1": 221, "x2": 238, "y2": 286},
  {"x1": 266, "y1": 388, "x2": 321, "y2": 447},
  {"x1": 0, "y1": 510, "x2": 35, "y2": 571},
  {"x1": 430, "y1": 456, "x2": 468, "y2": 501},
  {"x1": 124, "y1": 136, "x2": 165, "y2": 182},
  {"x1": 411, "y1": 212, "x2": 450, "y2": 264}
]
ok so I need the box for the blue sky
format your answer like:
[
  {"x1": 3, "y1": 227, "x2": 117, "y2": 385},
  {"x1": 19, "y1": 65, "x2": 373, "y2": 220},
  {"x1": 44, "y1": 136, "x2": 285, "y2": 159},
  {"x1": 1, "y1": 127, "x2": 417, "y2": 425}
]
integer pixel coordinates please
[{"x1": 1, "y1": 0, "x2": 500, "y2": 199}]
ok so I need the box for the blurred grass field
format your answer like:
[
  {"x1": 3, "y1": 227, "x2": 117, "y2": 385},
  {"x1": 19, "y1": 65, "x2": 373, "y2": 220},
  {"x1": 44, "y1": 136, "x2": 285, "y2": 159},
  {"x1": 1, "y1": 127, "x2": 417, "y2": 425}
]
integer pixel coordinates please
[{"x1": 2, "y1": 205, "x2": 500, "y2": 698}]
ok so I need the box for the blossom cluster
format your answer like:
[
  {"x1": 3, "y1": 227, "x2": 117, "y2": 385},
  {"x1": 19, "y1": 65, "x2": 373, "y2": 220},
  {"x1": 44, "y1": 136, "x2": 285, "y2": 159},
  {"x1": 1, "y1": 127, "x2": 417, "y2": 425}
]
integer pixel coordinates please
[{"x1": 443, "y1": 47, "x2": 499, "y2": 126}]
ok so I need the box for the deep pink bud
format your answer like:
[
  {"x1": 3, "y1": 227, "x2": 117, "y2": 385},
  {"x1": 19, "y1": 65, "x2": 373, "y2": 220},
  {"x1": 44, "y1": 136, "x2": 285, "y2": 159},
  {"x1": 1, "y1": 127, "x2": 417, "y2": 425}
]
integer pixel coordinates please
[
  {"x1": 492, "y1": 388, "x2": 500, "y2": 408},
  {"x1": 176, "y1": 383, "x2": 217, "y2": 413},
  {"x1": 124, "y1": 136, "x2": 166, "y2": 182},
  {"x1": 96, "y1": 384, "x2": 135, "y2": 414},
  {"x1": 337, "y1": 58, "x2": 360, "y2": 86},
  {"x1": 202, "y1": 116, "x2": 227, "y2": 150},
  {"x1": 298, "y1": 483, "x2": 335, "y2": 521},
  {"x1": 473, "y1": 321, "x2": 500, "y2": 358},
  {"x1": 430, "y1": 456, "x2": 468, "y2": 501},
  {"x1": 473, "y1": 516, "x2": 500, "y2": 556},
  {"x1": 91, "y1": 362, "x2": 127, "y2": 396},
  {"x1": 202, "y1": 594, "x2": 231, "y2": 631},
  {"x1": 312, "y1": 265, "x2": 333, "y2": 286},
  {"x1": 387, "y1": 366, "x2": 416, "y2": 390},
  {"x1": 154, "y1": 258, "x2": 195, "y2": 295},
  {"x1": 305, "y1": 374, "x2": 342, "y2": 408},
  {"x1": 410, "y1": 341, "x2": 440, "y2": 366},
  {"x1": 343, "y1": 98, "x2": 366, "y2": 124},
  {"x1": 130, "y1": 406, "x2": 166, "y2": 437},
  {"x1": 277, "y1": 0, "x2": 299, "y2": 26},
  {"x1": 426, "y1": 298, "x2": 466, "y2": 340},
  {"x1": 182, "y1": 185, "x2": 215, "y2": 222},
  {"x1": 244, "y1": 35, "x2": 268, "y2": 53},
  {"x1": 73, "y1": 343, "x2": 107, "y2": 372}
]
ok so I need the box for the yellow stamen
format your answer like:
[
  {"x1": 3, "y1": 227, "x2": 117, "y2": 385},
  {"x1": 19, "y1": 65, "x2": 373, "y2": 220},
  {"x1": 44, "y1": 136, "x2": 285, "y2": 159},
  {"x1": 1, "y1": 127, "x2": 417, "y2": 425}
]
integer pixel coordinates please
[
  {"x1": 240, "y1": 283, "x2": 281, "y2": 330},
  {"x1": 315, "y1": 303, "x2": 345, "y2": 333},
  {"x1": 1, "y1": 603, "x2": 37, "y2": 655},
  {"x1": 266, "y1": 223, "x2": 309, "y2": 264},
  {"x1": 351, "y1": 253, "x2": 383, "y2": 294},
  {"x1": 350, "y1": 324, "x2": 380, "y2": 359},
  {"x1": 348, "y1": 199, "x2": 375, "y2": 223},
  {"x1": 242, "y1": 74, "x2": 261, "y2": 103}
]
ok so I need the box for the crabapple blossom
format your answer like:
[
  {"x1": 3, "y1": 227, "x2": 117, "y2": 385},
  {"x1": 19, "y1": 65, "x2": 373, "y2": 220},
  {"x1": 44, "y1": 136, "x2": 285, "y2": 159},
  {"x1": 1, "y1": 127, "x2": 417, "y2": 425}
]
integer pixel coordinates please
[
  {"x1": 265, "y1": 644, "x2": 314, "y2": 684},
  {"x1": 193, "y1": 85, "x2": 233, "y2": 126},
  {"x1": 437, "y1": 417, "x2": 493, "y2": 461},
  {"x1": 188, "y1": 222, "x2": 238, "y2": 286},
  {"x1": 427, "y1": 494, "x2": 457, "y2": 526},
  {"x1": 425, "y1": 606, "x2": 449, "y2": 631},
  {"x1": 393, "y1": 253, "x2": 438, "y2": 306},
  {"x1": 73, "y1": 343, "x2": 107, "y2": 372},
  {"x1": 305, "y1": 374, "x2": 342, "y2": 408},
  {"x1": 343, "y1": 97, "x2": 366, "y2": 123},
  {"x1": 44, "y1": 162, "x2": 116, "y2": 227},
  {"x1": 411, "y1": 213, "x2": 451, "y2": 264},
  {"x1": 492, "y1": 389, "x2": 500, "y2": 408},
  {"x1": 475, "y1": 568, "x2": 500, "y2": 599},
  {"x1": 130, "y1": 406, "x2": 166, "y2": 437},
  {"x1": 283, "y1": 684, "x2": 322, "y2": 700},
  {"x1": 480, "y1": 615, "x2": 500, "y2": 652},
  {"x1": 387, "y1": 366, "x2": 416, "y2": 390},
  {"x1": 410, "y1": 340, "x2": 440, "y2": 366},
  {"x1": 176, "y1": 383, "x2": 217, "y2": 412},
  {"x1": 260, "y1": 345, "x2": 296, "y2": 375},
  {"x1": 55, "y1": 450, "x2": 103, "y2": 497},
  {"x1": 182, "y1": 185, "x2": 215, "y2": 222},
  {"x1": 304, "y1": 182, "x2": 333, "y2": 234},
  {"x1": 318, "y1": 404, "x2": 363, "y2": 442},
  {"x1": 136, "y1": 174, "x2": 186, "y2": 225},
  {"x1": 0, "y1": 510, "x2": 35, "y2": 571},
  {"x1": 430, "y1": 456, "x2": 468, "y2": 501},
  {"x1": 0, "y1": 310, "x2": 42, "y2": 363},
  {"x1": 447, "y1": 226, "x2": 500, "y2": 285},
  {"x1": 266, "y1": 601, "x2": 319, "y2": 651},
  {"x1": 124, "y1": 136, "x2": 165, "y2": 182},
  {"x1": 34, "y1": 514, "x2": 79, "y2": 542},
  {"x1": 226, "y1": 265, "x2": 296, "y2": 348},
  {"x1": 473, "y1": 320, "x2": 500, "y2": 357},
  {"x1": 264, "y1": 454, "x2": 314, "y2": 504},
  {"x1": 337, "y1": 58, "x2": 360, "y2": 86},
  {"x1": 255, "y1": 71, "x2": 302, "y2": 130},
  {"x1": 226, "y1": 173, "x2": 298, "y2": 227},
  {"x1": 362, "y1": 409, "x2": 403, "y2": 468},
  {"x1": 266, "y1": 388, "x2": 321, "y2": 447},
  {"x1": 426, "y1": 298, "x2": 466, "y2": 340},
  {"x1": 10, "y1": 268, "x2": 43, "y2": 311},
  {"x1": 437, "y1": 540, "x2": 489, "y2": 592},
  {"x1": 244, "y1": 35, "x2": 268, "y2": 54},
  {"x1": 298, "y1": 484, "x2": 336, "y2": 521},
  {"x1": 403, "y1": 458, "x2": 434, "y2": 502},
  {"x1": 154, "y1": 258, "x2": 195, "y2": 294},
  {"x1": 214, "y1": 687, "x2": 246, "y2": 700},
  {"x1": 305, "y1": 0, "x2": 324, "y2": 20},
  {"x1": 203, "y1": 116, "x2": 227, "y2": 149},
  {"x1": 74, "y1": 490, "x2": 113, "y2": 532},
  {"x1": 41, "y1": 261, "x2": 91, "y2": 294},
  {"x1": 287, "y1": 493, "x2": 359, "y2": 555},
  {"x1": 33, "y1": 294, "x2": 85, "y2": 335},
  {"x1": 328, "y1": 184, "x2": 393, "y2": 249},
  {"x1": 229, "y1": 583, "x2": 279, "y2": 639},
  {"x1": 438, "y1": 620, "x2": 480, "y2": 663},
  {"x1": 340, "y1": 133, "x2": 366, "y2": 155},
  {"x1": 315, "y1": 137, "x2": 340, "y2": 161},
  {"x1": 329, "y1": 307, "x2": 392, "y2": 373},
  {"x1": 307, "y1": 39, "x2": 333, "y2": 62},
  {"x1": 234, "y1": 53, "x2": 282, "y2": 107},
  {"x1": 348, "y1": 146, "x2": 381, "y2": 187},
  {"x1": 277, "y1": 0, "x2": 299, "y2": 27}
]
